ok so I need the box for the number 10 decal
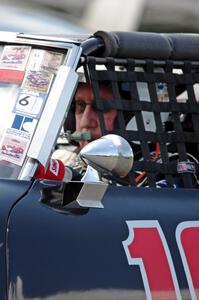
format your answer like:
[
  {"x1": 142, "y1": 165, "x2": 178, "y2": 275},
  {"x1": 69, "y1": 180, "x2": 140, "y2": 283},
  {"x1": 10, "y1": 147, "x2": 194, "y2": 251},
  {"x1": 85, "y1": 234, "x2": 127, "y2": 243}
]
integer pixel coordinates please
[
  {"x1": 122, "y1": 220, "x2": 199, "y2": 300},
  {"x1": 176, "y1": 222, "x2": 199, "y2": 300}
]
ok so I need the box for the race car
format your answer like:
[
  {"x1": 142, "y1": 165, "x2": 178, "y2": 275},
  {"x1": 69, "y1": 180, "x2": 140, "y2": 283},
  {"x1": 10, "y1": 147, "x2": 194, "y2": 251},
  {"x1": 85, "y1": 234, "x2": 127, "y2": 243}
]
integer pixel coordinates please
[
  {"x1": 1, "y1": 144, "x2": 23, "y2": 158},
  {"x1": 0, "y1": 30, "x2": 199, "y2": 300}
]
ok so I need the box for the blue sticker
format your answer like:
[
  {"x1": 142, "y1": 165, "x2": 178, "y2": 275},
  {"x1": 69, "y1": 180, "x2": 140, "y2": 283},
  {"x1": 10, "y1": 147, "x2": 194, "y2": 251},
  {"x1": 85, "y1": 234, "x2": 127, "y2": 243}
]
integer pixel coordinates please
[{"x1": 12, "y1": 115, "x2": 36, "y2": 133}]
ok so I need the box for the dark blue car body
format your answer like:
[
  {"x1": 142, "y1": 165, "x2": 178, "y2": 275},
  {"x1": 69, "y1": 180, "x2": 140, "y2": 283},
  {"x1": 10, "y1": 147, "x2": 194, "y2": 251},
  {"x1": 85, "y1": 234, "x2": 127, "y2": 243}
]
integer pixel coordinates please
[{"x1": 0, "y1": 30, "x2": 199, "y2": 300}]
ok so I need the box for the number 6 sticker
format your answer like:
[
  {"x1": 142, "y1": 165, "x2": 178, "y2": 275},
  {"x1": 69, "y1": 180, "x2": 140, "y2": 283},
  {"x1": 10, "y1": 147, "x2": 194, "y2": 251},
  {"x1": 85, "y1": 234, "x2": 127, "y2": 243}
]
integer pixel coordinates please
[{"x1": 13, "y1": 91, "x2": 47, "y2": 118}]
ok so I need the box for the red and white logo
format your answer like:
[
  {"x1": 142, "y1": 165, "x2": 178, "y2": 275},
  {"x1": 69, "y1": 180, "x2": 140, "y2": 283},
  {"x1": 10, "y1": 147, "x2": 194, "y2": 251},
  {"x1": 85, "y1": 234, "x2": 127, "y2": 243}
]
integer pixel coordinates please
[
  {"x1": 122, "y1": 220, "x2": 199, "y2": 300},
  {"x1": 49, "y1": 159, "x2": 59, "y2": 176}
]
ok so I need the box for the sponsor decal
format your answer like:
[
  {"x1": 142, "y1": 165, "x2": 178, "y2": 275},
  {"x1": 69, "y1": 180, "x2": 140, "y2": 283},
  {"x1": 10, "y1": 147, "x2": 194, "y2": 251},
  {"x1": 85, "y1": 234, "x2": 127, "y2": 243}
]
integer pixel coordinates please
[
  {"x1": 49, "y1": 159, "x2": 59, "y2": 176},
  {"x1": 27, "y1": 49, "x2": 64, "y2": 74},
  {"x1": 0, "y1": 45, "x2": 31, "y2": 71},
  {"x1": 6, "y1": 128, "x2": 32, "y2": 140},
  {"x1": 0, "y1": 134, "x2": 29, "y2": 166},
  {"x1": 177, "y1": 161, "x2": 196, "y2": 174},
  {"x1": 22, "y1": 70, "x2": 54, "y2": 93},
  {"x1": 13, "y1": 89, "x2": 47, "y2": 118},
  {"x1": 11, "y1": 114, "x2": 37, "y2": 134},
  {"x1": 156, "y1": 82, "x2": 169, "y2": 102}
]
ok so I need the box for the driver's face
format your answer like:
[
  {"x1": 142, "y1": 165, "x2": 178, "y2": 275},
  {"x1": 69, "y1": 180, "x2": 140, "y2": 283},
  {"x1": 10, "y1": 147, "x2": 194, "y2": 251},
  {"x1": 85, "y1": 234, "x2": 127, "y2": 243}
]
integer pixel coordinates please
[{"x1": 75, "y1": 83, "x2": 117, "y2": 149}]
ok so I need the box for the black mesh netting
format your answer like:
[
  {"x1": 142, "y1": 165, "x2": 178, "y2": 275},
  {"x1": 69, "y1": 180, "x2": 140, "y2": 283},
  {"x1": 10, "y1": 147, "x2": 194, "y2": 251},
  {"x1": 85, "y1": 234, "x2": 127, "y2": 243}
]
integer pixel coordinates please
[{"x1": 84, "y1": 56, "x2": 199, "y2": 188}]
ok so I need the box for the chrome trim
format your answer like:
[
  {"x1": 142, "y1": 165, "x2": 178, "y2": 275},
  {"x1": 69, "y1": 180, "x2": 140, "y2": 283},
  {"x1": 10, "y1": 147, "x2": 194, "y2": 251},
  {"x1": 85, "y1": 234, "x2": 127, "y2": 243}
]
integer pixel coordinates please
[
  {"x1": 80, "y1": 134, "x2": 134, "y2": 178},
  {"x1": 63, "y1": 44, "x2": 82, "y2": 68},
  {"x1": 76, "y1": 182, "x2": 108, "y2": 208},
  {"x1": 0, "y1": 31, "x2": 84, "y2": 50},
  {"x1": 81, "y1": 165, "x2": 101, "y2": 182},
  {"x1": 17, "y1": 33, "x2": 89, "y2": 44},
  {"x1": 14, "y1": 37, "x2": 76, "y2": 50}
]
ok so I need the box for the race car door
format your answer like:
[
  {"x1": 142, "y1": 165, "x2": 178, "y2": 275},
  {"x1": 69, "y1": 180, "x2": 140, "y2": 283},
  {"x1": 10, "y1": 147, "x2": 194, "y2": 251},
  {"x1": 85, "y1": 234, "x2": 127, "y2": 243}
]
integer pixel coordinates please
[
  {"x1": 0, "y1": 179, "x2": 32, "y2": 300},
  {"x1": 6, "y1": 180, "x2": 199, "y2": 300}
]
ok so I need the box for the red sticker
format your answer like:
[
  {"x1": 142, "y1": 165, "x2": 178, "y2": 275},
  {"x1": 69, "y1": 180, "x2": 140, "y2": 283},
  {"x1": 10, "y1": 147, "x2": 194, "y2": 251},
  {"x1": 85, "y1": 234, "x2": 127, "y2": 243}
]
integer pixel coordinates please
[{"x1": 0, "y1": 69, "x2": 25, "y2": 84}]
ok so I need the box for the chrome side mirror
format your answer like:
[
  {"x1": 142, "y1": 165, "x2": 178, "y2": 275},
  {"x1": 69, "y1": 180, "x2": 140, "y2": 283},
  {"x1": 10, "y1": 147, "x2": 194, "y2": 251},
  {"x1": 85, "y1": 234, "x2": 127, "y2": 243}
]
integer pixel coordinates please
[{"x1": 80, "y1": 134, "x2": 134, "y2": 179}]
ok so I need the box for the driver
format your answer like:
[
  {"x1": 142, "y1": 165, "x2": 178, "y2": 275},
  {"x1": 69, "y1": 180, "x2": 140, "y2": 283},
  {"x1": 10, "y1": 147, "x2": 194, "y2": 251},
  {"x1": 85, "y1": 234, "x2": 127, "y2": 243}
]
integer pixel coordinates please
[
  {"x1": 52, "y1": 81, "x2": 117, "y2": 175},
  {"x1": 75, "y1": 82, "x2": 117, "y2": 149}
]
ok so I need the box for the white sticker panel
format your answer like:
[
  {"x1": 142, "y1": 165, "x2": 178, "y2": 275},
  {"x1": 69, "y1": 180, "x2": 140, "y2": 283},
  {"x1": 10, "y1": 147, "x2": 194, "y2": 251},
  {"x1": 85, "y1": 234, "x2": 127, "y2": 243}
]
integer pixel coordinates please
[
  {"x1": 0, "y1": 132, "x2": 30, "y2": 166},
  {"x1": 13, "y1": 89, "x2": 47, "y2": 118},
  {"x1": 22, "y1": 70, "x2": 54, "y2": 93},
  {"x1": 27, "y1": 49, "x2": 64, "y2": 74},
  {"x1": 0, "y1": 45, "x2": 31, "y2": 71},
  {"x1": 0, "y1": 113, "x2": 38, "y2": 166}
]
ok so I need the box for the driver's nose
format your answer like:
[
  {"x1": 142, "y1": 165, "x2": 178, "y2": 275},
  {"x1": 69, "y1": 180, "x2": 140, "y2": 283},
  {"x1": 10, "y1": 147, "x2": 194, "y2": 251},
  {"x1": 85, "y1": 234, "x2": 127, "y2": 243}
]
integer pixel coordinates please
[{"x1": 80, "y1": 104, "x2": 98, "y2": 129}]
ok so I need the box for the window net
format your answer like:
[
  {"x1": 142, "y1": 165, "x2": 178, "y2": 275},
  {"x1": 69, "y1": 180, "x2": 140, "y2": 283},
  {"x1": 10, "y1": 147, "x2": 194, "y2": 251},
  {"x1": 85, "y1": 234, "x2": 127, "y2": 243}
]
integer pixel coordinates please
[{"x1": 84, "y1": 57, "x2": 199, "y2": 188}]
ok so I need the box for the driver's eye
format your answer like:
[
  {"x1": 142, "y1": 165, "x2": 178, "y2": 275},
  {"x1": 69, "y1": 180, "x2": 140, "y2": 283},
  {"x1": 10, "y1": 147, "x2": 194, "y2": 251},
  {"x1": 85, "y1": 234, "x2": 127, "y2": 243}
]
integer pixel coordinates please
[{"x1": 75, "y1": 100, "x2": 87, "y2": 114}]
